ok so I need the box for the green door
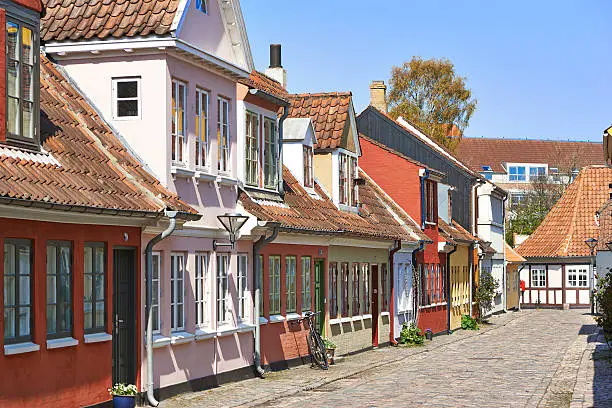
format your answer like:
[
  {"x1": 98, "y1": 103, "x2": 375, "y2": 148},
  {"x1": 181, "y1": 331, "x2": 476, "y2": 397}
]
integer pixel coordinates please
[{"x1": 314, "y1": 259, "x2": 325, "y2": 335}]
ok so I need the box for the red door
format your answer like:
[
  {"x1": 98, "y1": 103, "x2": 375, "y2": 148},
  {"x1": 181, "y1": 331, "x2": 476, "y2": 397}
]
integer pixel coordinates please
[{"x1": 371, "y1": 264, "x2": 379, "y2": 347}]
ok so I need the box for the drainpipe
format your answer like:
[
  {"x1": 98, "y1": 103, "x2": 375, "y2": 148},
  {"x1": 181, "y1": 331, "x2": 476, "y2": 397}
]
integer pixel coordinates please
[
  {"x1": 278, "y1": 106, "x2": 289, "y2": 198},
  {"x1": 419, "y1": 169, "x2": 430, "y2": 230},
  {"x1": 502, "y1": 193, "x2": 508, "y2": 312},
  {"x1": 388, "y1": 240, "x2": 401, "y2": 345},
  {"x1": 252, "y1": 224, "x2": 279, "y2": 377},
  {"x1": 145, "y1": 211, "x2": 178, "y2": 407},
  {"x1": 446, "y1": 244, "x2": 457, "y2": 334},
  {"x1": 412, "y1": 240, "x2": 426, "y2": 325},
  {"x1": 468, "y1": 241, "x2": 475, "y2": 317}
]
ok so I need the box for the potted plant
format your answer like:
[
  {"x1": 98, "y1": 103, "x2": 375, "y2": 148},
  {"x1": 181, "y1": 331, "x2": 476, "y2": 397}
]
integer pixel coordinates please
[
  {"x1": 109, "y1": 383, "x2": 138, "y2": 408},
  {"x1": 323, "y1": 338, "x2": 337, "y2": 365}
]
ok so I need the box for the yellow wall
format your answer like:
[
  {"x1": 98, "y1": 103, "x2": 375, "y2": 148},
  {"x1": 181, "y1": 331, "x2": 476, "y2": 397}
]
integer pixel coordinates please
[
  {"x1": 506, "y1": 263, "x2": 520, "y2": 310},
  {"x1": 449, "y1": 245, "x2": 471, "y2": 330},
  {"x1": 313, "y1": 153, "x2": 333, "y2": 195}
]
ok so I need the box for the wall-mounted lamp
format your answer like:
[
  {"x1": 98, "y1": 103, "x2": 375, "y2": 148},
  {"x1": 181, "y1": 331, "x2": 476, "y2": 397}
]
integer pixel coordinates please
[{"x1": 213, "y1": 213, "x2": 249, "y2": 251}]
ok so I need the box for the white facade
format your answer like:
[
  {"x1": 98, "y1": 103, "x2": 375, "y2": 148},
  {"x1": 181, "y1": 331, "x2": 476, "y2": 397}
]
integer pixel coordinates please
[
  {"x1": 393, "y1": 249, "x2": 417, "y2": 338},
  {"x1": 519, "y1": 263, "x2": 592, "y2": 307}
]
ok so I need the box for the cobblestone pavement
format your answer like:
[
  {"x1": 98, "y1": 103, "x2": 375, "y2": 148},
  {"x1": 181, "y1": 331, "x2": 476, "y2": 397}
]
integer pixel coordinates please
[
  {"x1": 571, "y1": 324, "x2": 612, "y2": 408},
  {"x1": 163, "y1": 310, "x2": 596, "y2": 408}
]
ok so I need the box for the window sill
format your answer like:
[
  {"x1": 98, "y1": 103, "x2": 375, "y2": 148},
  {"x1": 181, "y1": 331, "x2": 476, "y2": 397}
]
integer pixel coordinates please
[
  {"x1": 268, "y1": 314, "x2": 286, "y2": 323},
  {"x1": 152, "y1": 334, "x2": 171, "y2": 348},
  {"x1": 362, "y1": 314, "x2": 373, "y2": 320},
  {"x1": 195, "y1": 328, "x2": 216, "y2": 341},
  {"x1": 418, "y1": 302, "x2": 448, "y2": 310},
  {"x1": 340, "y1": 317, "x2": 352, "y2": 323},
  {"x1": 171, "y1": 331, "x2": 195, "y2": 346},
  {"x1": 84, "y1": 332, "x2": 112, "y2": 344},
  {"x1": 195, "y1": 170, "x2": 216, "y2": 184},
  {"x1": 47, "y1": 337, "x2": 79, "y2": 349},
  {"x1": 425, "y1": 221, "x2": 437, "y2": 226},
  {"x1": 237, "y1": 322, "x2": 256, "y2": 333},
  {"x1": 171, "y1": 165, "x2": 196, "y2": 179},
  {"x1": 286, "y1": 313, "x2": 301, "y2": 321},
  {"x1": 217, "y1": 326, "x2": 239, "y2": 337},
  {"x1": 381, "y1": 312, "x2": 390, "y2": 317},
  {"x1": 351, "y1": 315, "x2": 362, "y2": 322},
  {"x1": 329, "y1": 318, "x2": 341, "y2": 325},
  {"x1": 216, "y1": 175, "x2": 238, "y2": 187},
  {"x1": 259, "y1": 316, "x2": 269, "y2": 325},
  {"x1": 4, "y1": 341, "x2": 40, "y2": 355}
]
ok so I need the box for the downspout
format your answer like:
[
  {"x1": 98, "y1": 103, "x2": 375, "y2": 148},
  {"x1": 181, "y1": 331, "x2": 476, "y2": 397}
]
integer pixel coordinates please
[
  {"x1": 278, "y1": 106, "x2": 289, "y2": 198},
  {"x1": 145, "y1": 211, "x2": 178, "y2": 407},
  {"x1": 389, "y1": 240, "x2": 401, "y2": 345},
  {"x1": 502, "y1": 193, "x2": 508, "y2": 312},
  {"x1": 446, "y1": 244, "x2": 457, "y2": 334},
  {"x1": 253, "y1": 225, "x2": 279, "y2": 377},
  {"x1": 468, "y1": 241, "x2": 475, "y2": 317},
  {"x1": 412, "y1": 240, "x2": 426, "y2": 325},
  {"x1": 419, "y1": 169, "x2": 430, "y2": 230}
]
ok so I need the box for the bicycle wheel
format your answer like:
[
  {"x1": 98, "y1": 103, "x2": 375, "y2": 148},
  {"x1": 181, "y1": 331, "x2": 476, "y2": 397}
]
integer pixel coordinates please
[{"x1": 307, "y1": 331, "x2": 329, "y2": 370}]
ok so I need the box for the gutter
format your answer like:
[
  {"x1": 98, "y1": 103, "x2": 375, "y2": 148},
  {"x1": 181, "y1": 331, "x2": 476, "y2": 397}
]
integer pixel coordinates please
[
  {"x1": 145, "y1": 211, "x2": 179, "y2": 407},
  {"x1": 412, "y1": 240, "x2": 426, "y2": 325},
  {"x1": 252, "y1": 224, "x2": 279, "y2": 377},
  {"x1": 446, "y1": 244, "x2": 458, "y2": 334},
  {"x1": 388, "y1": 240, "x2": 402, "y2": 345},
  {"x1": 419, "y1": 169, "x2": 430, "y2": 230}
]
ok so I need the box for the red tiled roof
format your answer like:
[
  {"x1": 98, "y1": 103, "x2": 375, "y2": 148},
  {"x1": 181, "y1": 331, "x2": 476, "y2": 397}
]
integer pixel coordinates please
[
  {"x1": 288, "y1": 92, "x2": 352, "y2": 150},
  {"x1": 438, "y1": 219, "x2": 477, "y2": 245},
  {"x1": 240, "y1": 167, "x2": 428, "y2": 242},
  {"x1": 41, "y1": 0, "x2": 180, "y2": 42},
  {"x1": 455, "y1": 137, "x2": 603, "y2": 174},
  {"x1": 0, "y1": 54, "x2": 197, "y2": 217},
  {"x1": 517, "y1": 166, "x2": 612, "y2": 258},
  {"x1": 506, "y1": 243, "x2": 526, "y2": 263},
  {"x1": 239, "y1": 71, "x2": 288, "y2": 102}
]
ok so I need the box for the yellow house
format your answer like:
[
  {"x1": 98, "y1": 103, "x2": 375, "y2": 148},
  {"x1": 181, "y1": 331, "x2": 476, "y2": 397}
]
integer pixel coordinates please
[{"x1": 505, "y1": 243, "x2": 525, "y2": 310}]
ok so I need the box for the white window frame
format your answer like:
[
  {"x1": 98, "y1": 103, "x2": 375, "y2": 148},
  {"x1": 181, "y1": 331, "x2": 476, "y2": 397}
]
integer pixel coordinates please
[
  {"x1": 112, "y1": 77, "x2": 141, "y2": 120},
  {"x1": 263, "y1": 116, "x2": 278, "y2": 189},
  {"x1": 216, "y1": 254, "x2": 230, "y2": 325},
  {"x1": 286, "y1": 256, "x2": 297, "y2": 313},
  {"x1": 217, "y1": 97, "x2": 230, "y2": 173},
  {"x1": 195, "y1": 253, "x2": 209, "y2": 328},
  {"x1": 195, "y1": 88, "x2": 209, "y2": 169},
  {"x1": 508, "y1": 166, "x2": 526, "y2": 182},
  {"x1": 567, "y1": 267, "x2": 589, "y2": 288},
  {"x1": 531, "y1": 268, "x2": 546, "y2": 288},
  {"x1": 151, "y1": 252, "x2": 161, "y2": 334},
  {"x1": 301, "y1": 256, "x2": 312, "y2": 311},
  {"x1": 170, "y1": 253, "x2": 185, "y2": 332},
  {"x1": 245, "y1": 111, "x2": 259, "y2": 186},
  {"x1": 237, "y1": 254, "x2": 248, "y2": 321},
  {"x1": 172, "y1": 80, "x2": 187, "y2": 164},
  {"x1": 269, "y1": 256, "x2": 281, "y2": 315}
]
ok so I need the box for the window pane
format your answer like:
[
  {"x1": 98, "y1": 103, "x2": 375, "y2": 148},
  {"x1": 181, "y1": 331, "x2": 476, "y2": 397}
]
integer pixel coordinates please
[
  {"x1": 84, "y1": 302, "x2": 92, "y2": 329},
  {"x1": 95, "y1": 301, "x2": 105, "y2": 327},
  {"x1": 117, "y1": 81, "x2": 138, "y2": 98},
  {"x1": 4, "y1": 308, "x2": 15, "y2": 338},
  {"x1": 47, "y1": 305, "x2": 56, "y2": 334},
  {"x1": 95, "y1": 247, "x2": 105, "y2": 274},
  {"x1": 7, "y1": 22, "x2": 19, "y2": 60},
  {"x1": 47, "y1": 275, "x2": 56, "y2": 303},
  {"x1": 7, "y1": 98, "x2": 20, "y2": 135},
  {"x1": 117, "y1": 100, "x2": 138, "y2": 117},
  {"x1": 60, "y1": 302, "x2": 71, "y2": 332},
  {"x1": 18, "y1": 276, "x2": 30, "y2": 305},
  {"x1": 22, "y1": 64, "x2": 33, "y2": 101},
  {"x1": 95, "y1": 274, "x2": 104, "y2": 300},
  {"x1": 21, "y1": 26, "x2": 33, "y2": 65},
  {"x1": 7, "y1": 61, "x2": 19, "y2": 98},
  {"x1": 4, "y1": 276, "x2": 15, "y2": 305}
]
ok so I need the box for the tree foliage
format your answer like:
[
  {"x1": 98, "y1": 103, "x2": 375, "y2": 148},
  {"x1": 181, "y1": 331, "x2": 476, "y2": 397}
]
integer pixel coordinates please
[
  {"x1": 387, "y1": 57, "x2": 477, "y2": 152},
  {"x1": 595, "y1": 273, "x2": 612, "y2": 347}
]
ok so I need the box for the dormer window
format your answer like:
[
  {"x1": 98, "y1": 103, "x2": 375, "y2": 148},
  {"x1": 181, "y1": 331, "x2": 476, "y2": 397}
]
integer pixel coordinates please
[
  {"x1": 339, "y1": 153, "x2": 357, "y2": 206},
  {"x1": 303, "y1": 145, "x2": 313, "y2": 188},
  {"x1": 263, "y1": 117, "x2": 278, "y2": 189},
  {"x1": 5, "y1": 19, "x2": 39, "y2": 149}
]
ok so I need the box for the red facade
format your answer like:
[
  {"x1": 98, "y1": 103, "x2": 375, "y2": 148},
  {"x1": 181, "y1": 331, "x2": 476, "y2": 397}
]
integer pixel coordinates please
[{"x1": 0, "y1": 217, "x2": 141, "y2": 408}]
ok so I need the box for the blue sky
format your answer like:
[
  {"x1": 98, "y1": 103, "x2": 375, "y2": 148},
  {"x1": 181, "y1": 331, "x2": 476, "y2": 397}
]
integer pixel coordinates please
[{"x1": 241, "y1": 1, "x2": 611, "y2": 142}]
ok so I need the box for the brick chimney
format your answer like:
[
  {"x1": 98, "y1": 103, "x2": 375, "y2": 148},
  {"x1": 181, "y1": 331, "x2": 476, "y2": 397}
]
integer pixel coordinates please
[
  {"x1": 369, "y1": 80, "x2": 387, "y2": 114},
  {"x1": 265, "y1": 44, "x2": 287, "y2": 89}
]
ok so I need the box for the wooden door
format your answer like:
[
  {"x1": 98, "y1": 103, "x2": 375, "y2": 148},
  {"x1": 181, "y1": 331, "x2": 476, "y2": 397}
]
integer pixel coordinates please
[
  {"x1": 314, "y1": 259, "x2": 325, "y2": 335},
  {"x1": 371, "y1": 264, "x2": 379, "y2": 347},
  {"x1": 113, "y1": 248, "x2": 137, "y2": 385}
]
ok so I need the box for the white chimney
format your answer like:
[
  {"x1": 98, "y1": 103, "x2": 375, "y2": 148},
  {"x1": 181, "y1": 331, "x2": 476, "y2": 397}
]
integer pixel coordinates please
[{"x1": 265, "y1": 44, "x2": 287, "y2": 89}]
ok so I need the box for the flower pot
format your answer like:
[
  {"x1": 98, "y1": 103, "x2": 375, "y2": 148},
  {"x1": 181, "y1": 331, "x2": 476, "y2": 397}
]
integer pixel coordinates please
[
  {"x1": 425, "y1": 329, "x2": 433, "y2": 341},
  {"x1": 326, "y1": 347, "x2": 336, "y2": 365},
  {"x1": 112, "y1": 395, "x2": 135, "y2": 408}
]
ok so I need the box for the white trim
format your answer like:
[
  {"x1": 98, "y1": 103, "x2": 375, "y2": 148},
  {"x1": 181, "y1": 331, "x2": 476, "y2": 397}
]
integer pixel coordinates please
[
  {"x1": 84, "y1": 332, "x2": 112, "y2": 344},
  {"x1": 418, "y1": 302, "x2": 448, "y2": 310},
  {"x1": 111, "y1": 77, "x2": 141, "y2": 120},
  {"x1": 362, "y1": 314, "x2": 373, "y2": 320},
  {"x1": 268, "y1": 314, "x2": 286, "y2": 323},
  {"x1": 329, "y1": 318, "x2": 341, "y2": 325},
  {"x1": 195, "y1": 170, "x2": 216, "y2": 184},
  {"x1": 171, "y1": 0, "x2": 191, "y2": 32},
  {"x1": 381, "y1": 312, "x2": 390, "y2": 317},
  {"x1": 351, "y1": 315, "x2": 362, "y2": 322},
  {"x1": 46, "y1": 337, "x2": 79, "y2": 349},
  {"x1": 4, "y1": 342, "x2": 40, "y2": 355},
  {"x1": 170, "y1": 331, "x2": 195, "y2": 345},
  {"x1": 259, "y1": 316, "x2": 269, "y2": 325},
  {"x1": 285, "y1": 313, "x2": 301, "y2": 321},
  {"x1": 340, "y1": 317, "x2": 352, "y2": 323},
  {"x1": 152, "y1": 334, "x2": 171, "y2": 348},
  {"x1": 195, "y1": 328, "x2": 216, "y2": 341},
  {"x1": 237, "y1": 322, "x2": 256, "y2": 332},
  {"x1": 171, "y1": 165, "x2": 196, "y2": 179},
  {"x1": 217, "y1": 326, "x2": 239, "y2": 337}
]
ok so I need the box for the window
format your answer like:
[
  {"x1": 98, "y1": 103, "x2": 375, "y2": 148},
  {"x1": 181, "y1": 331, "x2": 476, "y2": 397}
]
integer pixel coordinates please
[
  {"x1": 217, "y1": 97, "x2": 230, "y2": 172},
  {"x1": 170, "y1": 253, "x2": 185, "y2": 331},
  {"x1": 425, "y1": 181, "x2": 436, "y2": 223},
  {"x1": 84, "y1": 243, "x2": 105, "y2": 333},
  {"x1": 339, "y1": 154, "x2": 347, "y2": 204},
  {"x1": 171, "y1": 80, "x2": 186, "y2": 163},
  {"x1": 4, "y1": 239, "x2": 32, "y2": 344},
  {"x1": 285, "y1": 256, "x2": 297, "y2": 313},
  {"x1": 245, "y1": 111, "x2": 259, "y2": 186},
  {"x1": 351, "y1": 263, "x2": 360, "y2": 316},
  {"x1": 362, "y1": 263, "x2": 370, "y2": 314},
  {"x1": 112, "y1": 78, "x2": 140, "y2": 119},
  {"x1": 529, "y1": 166, "x2": 546, "y2": 180},
  {"x1": 340, "y1": 263, "x2": 349, "y2": 317},
  {"x1": 483, "y1": 172, "x2": 493, "y2": 180},
  {"x1": 418, "y1": 263, "x2": 443, "y2": 306},
  {"x1": 269, "y1": 256, "x2": 281, "y2": 315},
  {"x1": 263, "y1": 117, "x2": 278, "y2": 189},
  {"x1": 568, "y1": 267, "x2": 588, "y2": 288},
  {"x1": 195, "y1": 253, "x2": 208, "y2": 327},
  {"x1": 349, "y1": 156, "x2": 357, "y2": 206},
  {"x1": 509, "y1": 166, "x2": 526, "y2": 182},
  {"x1": 151, "y1": 253, "x2": 161, "y2": 333},
  {"x1": 195, "y1": 89, "x2": 209, "y2": 168},
  {"x1": 303, "y1": 146, "x2": 314, "y2": 188},
  {"x1": 237, "y1": 254, "x2": 248, "y2": 320},
  {"x1": 381, "y1": 263, "x2": 389, "y2": 312},
  {"x1": 258, "y1": 255, "x2": 263, "y2": 316},
  {"x1": 301, "y1": 257, "x2": 311, "y2": 311},
  {"x1": 531, "y1": 268, "x2": 546, "y2": 288},
  {"x1": 338, "y1": 154, "x2": 357, "y2": 205},
  {"x1": 481, "y1": 165, "x2": 492, "y2": 171},
  {"x1": 6, "y1": 20, "x2": 37, "y2": 145},
  {"x1": 47, "y1": 242, "x2": 72, "y2": 339},
  {"x1": 510, "y1": 192, "x2": 525, "y2": 207},
  {"x1": 195, "y1": 0, "x2": 207, "y2": 13},
  {"x1": 329, "y1": 262, "x2": 338, "y2": 318},
  {"x1": 216, "y1": 254, "x2": 229, "y2": 324}
]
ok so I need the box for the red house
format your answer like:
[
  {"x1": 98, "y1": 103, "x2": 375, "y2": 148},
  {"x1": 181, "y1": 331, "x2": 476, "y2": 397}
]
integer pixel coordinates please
[{"x1": 0, "y1": 3, "x2": 197, "y2": 406}]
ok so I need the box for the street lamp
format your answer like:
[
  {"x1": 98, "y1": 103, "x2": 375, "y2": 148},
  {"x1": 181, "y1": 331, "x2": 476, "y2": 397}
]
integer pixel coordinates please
[
  {"x1": 213, "y1": 213, "x2": 249, "y2": 251},
  {"x1": 585, "y1": 238, "x2": 598, "y2": 314}
]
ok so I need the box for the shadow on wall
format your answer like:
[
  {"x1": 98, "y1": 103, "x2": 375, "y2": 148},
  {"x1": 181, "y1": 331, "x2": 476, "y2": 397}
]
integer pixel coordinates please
[{"x1": 590, "y1": 324, "x2": 612, "y2": 407}]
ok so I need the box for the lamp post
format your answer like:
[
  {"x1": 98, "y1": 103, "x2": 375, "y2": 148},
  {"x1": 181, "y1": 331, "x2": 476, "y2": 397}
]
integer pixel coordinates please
[
  {"x1": 585, "y1": 237, "x2": 598, "y2": 314},
  {"x1": 213, "y1": 213, "x2": 249, "y2": 251}
]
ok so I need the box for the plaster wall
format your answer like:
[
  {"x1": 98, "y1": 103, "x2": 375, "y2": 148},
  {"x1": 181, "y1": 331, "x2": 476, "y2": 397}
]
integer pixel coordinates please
[{"x1": 313, "y1": 153, "x2": 333, "y2": 196}]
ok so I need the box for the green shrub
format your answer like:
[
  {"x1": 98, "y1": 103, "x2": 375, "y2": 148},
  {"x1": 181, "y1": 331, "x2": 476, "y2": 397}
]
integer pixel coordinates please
[
  {"x1": 461, "y1": 314, "x2": 479, "y2": 330},
  {"x1": 399, "y1": 322, "x2": 425, "y2": 346},
  {"x1": 475, "y1": 270, "x2": 499, "y2": 322},
  {"x1": 323, "y1": 338, "x2": 336, "y2": 349},
  {"x1": 595, "y1": 273, "x2": 612, "y2": 348}
]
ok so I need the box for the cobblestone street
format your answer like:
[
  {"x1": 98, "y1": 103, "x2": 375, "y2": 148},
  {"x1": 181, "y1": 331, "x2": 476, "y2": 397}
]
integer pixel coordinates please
[{"x1": 163, "y1": 310, "x2": 603, "y2": 408}]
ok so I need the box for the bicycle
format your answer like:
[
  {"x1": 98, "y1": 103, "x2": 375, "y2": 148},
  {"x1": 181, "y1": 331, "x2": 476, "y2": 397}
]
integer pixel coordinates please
[{"x1": 293, "y1": 311, "x2": 329, "y2": 370}]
